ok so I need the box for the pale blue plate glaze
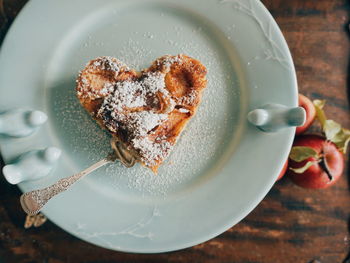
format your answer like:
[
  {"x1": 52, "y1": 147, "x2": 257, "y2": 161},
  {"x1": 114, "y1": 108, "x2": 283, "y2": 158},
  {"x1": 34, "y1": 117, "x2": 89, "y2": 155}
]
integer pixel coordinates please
[{"x1": 0, "y1": 0, "x2": 297, "y2": 252}]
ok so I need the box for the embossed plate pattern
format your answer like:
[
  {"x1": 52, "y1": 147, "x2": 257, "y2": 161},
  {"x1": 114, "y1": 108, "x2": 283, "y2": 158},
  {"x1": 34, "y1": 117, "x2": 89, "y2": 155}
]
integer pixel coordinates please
[{"x1": 0, "y1": 0, "x2": 297, "y2": 252}]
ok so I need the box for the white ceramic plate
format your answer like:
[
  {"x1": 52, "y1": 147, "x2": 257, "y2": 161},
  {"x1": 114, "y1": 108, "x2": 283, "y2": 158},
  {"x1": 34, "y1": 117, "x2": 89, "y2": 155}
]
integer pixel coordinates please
[{"x1": 0, "y1": 0, "x2": 297, "y2": 253}]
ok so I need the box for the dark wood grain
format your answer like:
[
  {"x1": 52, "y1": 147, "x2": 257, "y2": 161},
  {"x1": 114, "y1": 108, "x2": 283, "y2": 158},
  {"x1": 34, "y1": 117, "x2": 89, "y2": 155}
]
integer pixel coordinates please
[{"x1": 0, "y1": 0, "x2": 349, "y2": 262}]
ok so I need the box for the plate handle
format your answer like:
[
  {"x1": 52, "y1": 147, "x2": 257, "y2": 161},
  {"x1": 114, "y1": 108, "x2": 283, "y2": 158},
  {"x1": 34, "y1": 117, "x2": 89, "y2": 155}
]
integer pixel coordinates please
[
  {"x1": 2, "y1": 147, "x2": 61, "y2": 185},
  {"x1": 0, "y1": 109, "x2": 47, "y2": 137},
  {"x1": 247, "y1": 104, "x2": 306, "y2": 132}
]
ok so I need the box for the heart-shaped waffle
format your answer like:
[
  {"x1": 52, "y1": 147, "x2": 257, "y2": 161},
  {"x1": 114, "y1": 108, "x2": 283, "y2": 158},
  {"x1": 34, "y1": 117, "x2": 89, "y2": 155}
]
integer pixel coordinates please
[{"x1": 76, "y1": 54, "x2": 207, "y2": 172}]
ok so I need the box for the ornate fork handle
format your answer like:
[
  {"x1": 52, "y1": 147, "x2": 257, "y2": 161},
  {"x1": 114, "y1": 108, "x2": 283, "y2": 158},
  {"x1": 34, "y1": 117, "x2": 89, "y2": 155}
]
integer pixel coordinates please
[
  {"x1": 20, "y1": 155, "x2": 114, "y2": 215},
  {"x1": 20, "y1": 138, "x2": 137, "y2": 215}
]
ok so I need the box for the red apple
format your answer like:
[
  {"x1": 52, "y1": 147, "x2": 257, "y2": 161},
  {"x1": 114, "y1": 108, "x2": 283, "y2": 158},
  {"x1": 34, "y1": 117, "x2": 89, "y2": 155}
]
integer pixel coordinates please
[
  {"x1": 296, "y1": 94, "x2": 316, "y2": 135},
  {"x1": 288, "y1": 135, "x2": 344, "y2": 189},
  {"x1": 277, "y1": 160, "x2": 288, "y2": 181}
]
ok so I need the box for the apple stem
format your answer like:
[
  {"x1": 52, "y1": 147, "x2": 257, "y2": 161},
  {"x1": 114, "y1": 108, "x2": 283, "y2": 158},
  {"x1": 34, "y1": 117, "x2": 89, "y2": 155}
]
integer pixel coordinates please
[{"x1": 319, "y1": 156, "x2": 333, "y2": 181}]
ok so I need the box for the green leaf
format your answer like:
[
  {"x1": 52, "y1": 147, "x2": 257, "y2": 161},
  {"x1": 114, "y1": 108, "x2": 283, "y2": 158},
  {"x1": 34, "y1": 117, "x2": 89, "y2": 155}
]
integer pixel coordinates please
[
  {"x1": 289, "y1": 161, "x2": 316, "y2": 174},
  {"x1": 342, "y1": 136, "x2": 350, "y2": 153},
  {"x1": 313, "y1": 100, "x2": 327, "y2": 126},
  {"x1": 323, "y1": 119, "x2": 342, "y2": 141},
  {"x1": 333, "y1": 128, "x2": 350, "y2": 154},
  {"x1": 313, "y1": 99, "x2": 350, "y2": 154},
  {"x1": 289, "y1": 146, "x2": 319, "y2": 162}
]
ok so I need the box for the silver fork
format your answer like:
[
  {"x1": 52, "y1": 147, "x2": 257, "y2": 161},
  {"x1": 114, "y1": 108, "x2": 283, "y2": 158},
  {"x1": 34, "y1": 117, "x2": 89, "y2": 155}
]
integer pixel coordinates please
[{"x1": 20, "y1": 138, "x2": 135, "y2": 215}]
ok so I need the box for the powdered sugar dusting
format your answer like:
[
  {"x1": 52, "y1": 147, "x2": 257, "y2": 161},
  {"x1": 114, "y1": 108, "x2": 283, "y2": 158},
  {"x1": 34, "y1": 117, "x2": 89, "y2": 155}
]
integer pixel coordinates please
[
  {"x1": 180, "y1": 90, "x2": 198, "y2": 105},
  {"x1": 88, "y1": 56, "x2": 127, "y2": 72},
  {"x1": 100, "y1": 83, "x2": 115, "y2": 96},
  {"x1": 132, "y1": 137, "x2": 172, "y2": 167},
  {"x1": 127, "y1": 112, "x2": 168, "y2": 137},
  {"x1": 118, "y1": 38, "x2": 154, "y2": 70},
  {"x1": 51, "y1": 84, "x2": 111, "y2": 165},
  {"x1": 96, "y1": 71, "x2": 176, "y2": 167},
  {"x1": 77, "y1": 56, "x2": 130, "y2": 100},
  {"x1": 99, "y1": 72, "x2": 170, "y2": 113},
  {"x1": 157, "y1": 54, "x2": 183, "y2": 71}
]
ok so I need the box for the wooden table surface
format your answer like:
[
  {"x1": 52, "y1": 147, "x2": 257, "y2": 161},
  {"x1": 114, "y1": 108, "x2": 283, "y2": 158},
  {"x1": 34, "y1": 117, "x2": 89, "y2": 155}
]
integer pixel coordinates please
[{"x1": 0, "y1": 0, "x2": 349, "y2": 262}]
